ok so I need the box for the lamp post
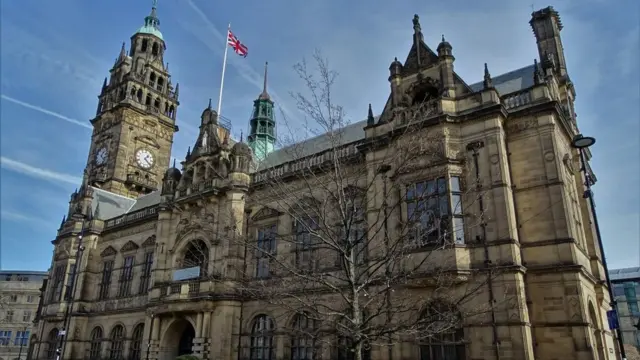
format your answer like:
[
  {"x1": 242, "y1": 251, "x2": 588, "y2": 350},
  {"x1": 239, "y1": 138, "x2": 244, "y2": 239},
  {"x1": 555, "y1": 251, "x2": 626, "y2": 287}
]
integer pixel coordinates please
[{"x1": 571, "y1": 134, "x2": 627, "y2": 360}]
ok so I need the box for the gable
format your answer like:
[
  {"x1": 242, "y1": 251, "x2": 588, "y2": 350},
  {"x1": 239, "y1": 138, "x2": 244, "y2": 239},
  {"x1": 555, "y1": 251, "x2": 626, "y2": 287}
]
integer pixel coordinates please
[
  {"x1": 120, "y1": 240, "x2": 140, "y2": 253},
  {"x1": 100, "y1": 246, "x2": 117, "y2": 257},
  {"x1": 403, "y1": 41, "x2": 439, "y2": 75},
  {"x1": 252, "y1": 207, "x2": 280, "y2": 221},
  {"x1": 142, "y1": 235, "x2": 156, "y2": 247}
]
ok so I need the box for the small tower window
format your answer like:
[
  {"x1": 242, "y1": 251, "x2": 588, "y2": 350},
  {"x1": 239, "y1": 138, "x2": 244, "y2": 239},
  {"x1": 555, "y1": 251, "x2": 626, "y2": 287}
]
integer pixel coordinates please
[
  {"x1": 149, "y1": 72, "x2": 156, "y2": 87},
  {"x1": 141, "y1": 39, "x2": 148, "y2": 52},
  {"x1": 164, "y1": 102, "x2": 169, "y2": 114},
  {"x1": 169, "y1": 105, "x2": 175, "y2": 118},
  {"x1": 130, "y1": 87, "x2": 136, "y2": 99},
  {"x1": 152, "y1": 43, "x2": 159, "y2": 56},
  {"x1": 154, "y1": 98, "x2": 160, "y2": 109},
  {"x1": 145, "y1": 94, "x2": 152, "y2": 106},
  {"x1": 157, "y1": 77, "x2": 164, "y2": 92},
  {"x1": 136, "y1": 89, "x2": 143, "y2": 103}
]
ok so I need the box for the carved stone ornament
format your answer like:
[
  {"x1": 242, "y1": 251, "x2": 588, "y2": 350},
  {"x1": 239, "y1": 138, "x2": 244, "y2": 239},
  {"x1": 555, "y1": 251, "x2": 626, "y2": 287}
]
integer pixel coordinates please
[
  {"x1": 252, "y1": 207, "x2": 280, "y2": 221},
  {"x1": 100, "y1": 246, "x2": 118, "y2": 257},
  {"x1": 142, "y1": 235, "x2": 156, "y2": 247},
  {"x1": 563, "y1": 153, "x2": 576, "y2": 174},
  {"x1": 120, "y1": 240, "x2": 140, "y2": 253}
]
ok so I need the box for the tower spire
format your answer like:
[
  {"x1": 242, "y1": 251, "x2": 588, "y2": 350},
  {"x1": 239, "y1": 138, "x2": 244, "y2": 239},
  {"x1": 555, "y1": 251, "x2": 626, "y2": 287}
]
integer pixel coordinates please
[{"x1": 258, "y1": 62, "x2": 270, "y2": 100}]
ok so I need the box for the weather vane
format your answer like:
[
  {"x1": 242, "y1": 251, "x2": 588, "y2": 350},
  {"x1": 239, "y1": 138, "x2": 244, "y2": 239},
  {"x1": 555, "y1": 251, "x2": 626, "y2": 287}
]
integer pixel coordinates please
[{"x1": 152, "y1": 0, "x2": 158, "y2": 8}]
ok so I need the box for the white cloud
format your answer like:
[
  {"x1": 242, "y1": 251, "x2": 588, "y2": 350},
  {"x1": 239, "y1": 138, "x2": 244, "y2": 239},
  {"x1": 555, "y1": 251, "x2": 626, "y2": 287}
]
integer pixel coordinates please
[
  {"x1": 1, "y1": 95, "x2": 92, "y2": 129},
  {"x1": 0, "y1": 156, "x2": 81, "y2": 185}
]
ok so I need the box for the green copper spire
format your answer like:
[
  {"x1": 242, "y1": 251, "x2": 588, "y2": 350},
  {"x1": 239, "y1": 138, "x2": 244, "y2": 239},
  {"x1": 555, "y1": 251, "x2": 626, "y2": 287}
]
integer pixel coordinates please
[
  {"x1": 135, "y1": 0, "x2": 163, "y2": 41},
  {"x1": 248, "y1": 62, "x2": 276, "y2": 161}
]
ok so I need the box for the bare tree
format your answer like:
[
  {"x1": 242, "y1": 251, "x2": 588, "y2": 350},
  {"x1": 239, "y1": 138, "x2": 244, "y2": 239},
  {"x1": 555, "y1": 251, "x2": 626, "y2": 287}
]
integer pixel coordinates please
[{"x1": 221, "y1": 50, "x2": 507, "y2": 359}]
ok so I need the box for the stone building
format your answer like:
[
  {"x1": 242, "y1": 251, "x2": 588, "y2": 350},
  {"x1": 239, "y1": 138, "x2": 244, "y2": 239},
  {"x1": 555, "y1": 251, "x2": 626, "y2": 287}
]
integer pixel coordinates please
[
  {"x1": 33, "y1": 3, "x2": 620, "y2": 360},
  {"x1": 0, "y1": 270, "x2": 48, "y2": 360}
]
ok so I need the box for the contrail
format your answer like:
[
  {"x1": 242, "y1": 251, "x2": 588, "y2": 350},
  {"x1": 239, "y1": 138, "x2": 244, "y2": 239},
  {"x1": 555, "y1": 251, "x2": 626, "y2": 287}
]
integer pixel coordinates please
[
  {"x1": 0, "y1": 156, "x2": 81, "y2": 185},
  {"x1": 1, "y1": 94, "x2": 92, "y2": 129}
]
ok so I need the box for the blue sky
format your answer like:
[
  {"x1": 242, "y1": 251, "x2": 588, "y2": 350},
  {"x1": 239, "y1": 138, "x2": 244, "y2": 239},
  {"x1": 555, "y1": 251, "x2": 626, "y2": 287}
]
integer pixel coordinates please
[{"x1": 0, "y1": 0, "x2": 638, "y2": 271}]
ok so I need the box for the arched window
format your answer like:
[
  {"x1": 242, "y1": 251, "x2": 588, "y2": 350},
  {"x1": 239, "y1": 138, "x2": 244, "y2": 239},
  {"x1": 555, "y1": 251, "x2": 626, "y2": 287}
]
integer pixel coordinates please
[
  {"x1": 154, "y1": 97, "x2": 160, "y2": 109},
  {"x1": 164, "y1": 102, "x2": 169, "y2": 114},
  {"x1": 136, "y1": 89, "x2": 143, "y2": 103},
  {"x1": 290, "y1": 313, "x2": 318, "y2": 360},
  {"x1": 145, "y1": 94, "x2": 152, "y2": 106},
  {"x1": 250, "y1": 315, "x2": 275, "y2": 360},
  {"x1": 45, "y1": 328, "x2": 58, "y2": 360},
  {"x1": 130, "y1": 87, "x2": 136, "y2": 99},
  {"x1": 183, "y1": 239, "x2": 209, "y2": 278},
  {"x1": 108, "y1": 325, "x2": 125, "y2": 360},
  {"x1": 89, "y1": 327, "x2": 103, "y2": 359},
  {"x1": 141, "y1": 39, "x2": 148, "y2": 52},
  {"x1": 169, "y1": 105, "x2": 175, "y2": 118},
  {"x1": 152, "y1": 42, "x2": 159, "y2": 56},
  {"x1": 149, "y1": 72, "x2": 156, "y2": 87},
  {"x1": 418, "y1": 303, "x2": 465, "y2": 360},
  {"x1": 129, "y1": 324, "x2": 144, "y2": 360},
  {"x1": 157, "y1": 77, "x2": 164, "y2": 92}
]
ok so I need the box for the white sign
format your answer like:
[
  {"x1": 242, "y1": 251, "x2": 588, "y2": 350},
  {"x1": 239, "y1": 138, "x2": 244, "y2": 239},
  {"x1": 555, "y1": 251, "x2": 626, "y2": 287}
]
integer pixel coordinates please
[{"x1": 173, "y1": 266, "x2": 200, "y2": 281}]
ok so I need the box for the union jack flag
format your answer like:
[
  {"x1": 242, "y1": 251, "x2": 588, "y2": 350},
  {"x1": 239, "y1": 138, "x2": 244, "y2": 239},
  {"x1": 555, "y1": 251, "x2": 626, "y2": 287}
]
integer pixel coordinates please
[{"x1": 227, "y1": 30, "x2": 248, "y2": 57}]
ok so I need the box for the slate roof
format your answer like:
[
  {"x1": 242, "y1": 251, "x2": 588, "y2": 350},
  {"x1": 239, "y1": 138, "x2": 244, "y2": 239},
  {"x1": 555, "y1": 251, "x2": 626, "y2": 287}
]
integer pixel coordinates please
[{"x1": 91, "y1": 64, "x2": 537, "y2": 222}]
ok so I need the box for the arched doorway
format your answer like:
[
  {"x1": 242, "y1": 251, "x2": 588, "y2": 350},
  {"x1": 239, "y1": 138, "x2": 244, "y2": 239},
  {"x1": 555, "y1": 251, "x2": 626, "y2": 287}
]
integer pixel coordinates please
[
  {"x1": 161, "y1": 319, "x2": 196, "y2": 360},
  {"x1": 588, "y1": 301, "x2": 605, "y2": 360}
]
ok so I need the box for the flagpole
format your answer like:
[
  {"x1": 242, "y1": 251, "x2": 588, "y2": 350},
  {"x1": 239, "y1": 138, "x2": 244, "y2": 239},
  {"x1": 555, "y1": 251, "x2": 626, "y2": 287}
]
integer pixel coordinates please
[{"x1": 217, "y1": 23, "x2": 231, "y2": 119}]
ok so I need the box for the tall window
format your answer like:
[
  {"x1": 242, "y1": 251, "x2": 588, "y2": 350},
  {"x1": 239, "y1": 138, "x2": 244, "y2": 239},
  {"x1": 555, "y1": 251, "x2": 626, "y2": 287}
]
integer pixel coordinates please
[
  {"x1": 406, "y1": 176, "x2": 465, "y2": 247},
  {"x1": 337, "y1": 196, "x2": 367, "y2": 268},
  {"x1": 46, "y1": 328, "x2": 58, "y2": 360},
  {"x1": 9, "y1": 294, "x2": 17, "y2": 302},
  {"x1": 249, "y1": 315, "x2": 275, "y2": 360},
  {"x1": 118, "y1": 256, "x2": 135, "y2": 297},
  {"x1": 256, "y1": 225, "x2": 276, "y2": 278},
  {"x1": 294, "y1": 217, "x2": 319, "y2": 271},
  {"x1": 418, "y1": 304, "x2": 466, "y2": 360},
  {"x1": 49, "y1": 264, "x2": 65, "y2": 302},
  {"x1": 14, "y1": 330, "x2": 29, "y2": 346},
  {"x1": 108, "y1": 325, "x2": 125, "y2": 360},
  {"x1": 23, "y1": 310, "x2": 32, "y2": 322},
  {"x1": 291, "y1": 313, "x2": 317, "y2": 360},
  {"x1": 89, "y1": 327, "x2": 103, "y2": 359},
  {"x1": 129, "y1": 324, "x2": 145, "y2": 360},
  {"x1": 99, "y1": 260, "x2": 115, "y2": 300},
  {"x1": 0, "y1": 330, "x2": 11, "y2": 345},
  {"x1": 5, "y1": 310, "x2": 14, "y2": 322},
  {"x1": 139, "y1": 252, "x2": 154, "y2": 294},
  {"x1": 64, "y1": 263, "x2": 76, "y2": 300}
]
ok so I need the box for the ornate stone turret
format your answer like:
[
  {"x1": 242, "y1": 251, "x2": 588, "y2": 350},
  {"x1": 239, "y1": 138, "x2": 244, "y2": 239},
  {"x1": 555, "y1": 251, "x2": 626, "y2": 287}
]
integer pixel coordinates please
[
  {"x1": 247, "y1": 62, "x2": 276, "y2": 162},
  {"x1": 437, "y1": 35, "x2": 455, "y2": 97},
  {"x1": 530, "y1": 6, "x2": 568, "y2": 79},
  {"x1": 177, "y1": 100, "x2": 232, "y2": 194},
  {"x1": 161, "y1": 159, "x2": 182, "y2": 199}
]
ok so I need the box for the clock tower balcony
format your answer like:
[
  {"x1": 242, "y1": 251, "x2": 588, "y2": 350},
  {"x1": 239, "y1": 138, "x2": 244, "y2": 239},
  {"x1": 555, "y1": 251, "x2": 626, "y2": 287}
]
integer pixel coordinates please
[{"x1": 126, "y1": 172, "x2": 158, "y2": 193}]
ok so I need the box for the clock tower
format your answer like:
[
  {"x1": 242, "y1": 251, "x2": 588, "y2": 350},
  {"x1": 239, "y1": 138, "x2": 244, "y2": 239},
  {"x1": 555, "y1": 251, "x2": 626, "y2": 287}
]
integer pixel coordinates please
[{"x1": 86, "y1": 0, "x2": 179, "y2": 198}]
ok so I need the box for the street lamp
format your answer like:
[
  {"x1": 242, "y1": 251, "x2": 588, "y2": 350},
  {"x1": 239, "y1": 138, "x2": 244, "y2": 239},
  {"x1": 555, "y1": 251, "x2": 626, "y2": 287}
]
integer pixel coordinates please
[{"x1": 571, "y1": 134, "x2": 627, "y2": 360}]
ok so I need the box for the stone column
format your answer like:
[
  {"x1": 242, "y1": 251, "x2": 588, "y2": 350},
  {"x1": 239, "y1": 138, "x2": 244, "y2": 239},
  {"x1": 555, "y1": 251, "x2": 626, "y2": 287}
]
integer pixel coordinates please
[
  {"x1": 202, "y1": 312, "x2": 212, "y2": 359},
  {"x1": 193, "y1": 312, "x2": 206, "y2": 358},
  {"x1": 145, "y1": 315, "x2": 161, "y2": 360}
]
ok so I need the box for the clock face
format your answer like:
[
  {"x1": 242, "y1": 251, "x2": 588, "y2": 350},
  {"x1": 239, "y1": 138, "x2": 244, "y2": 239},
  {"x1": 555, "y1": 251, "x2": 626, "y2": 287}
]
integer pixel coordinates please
[
  {"x1": 135, "y1": 149, "x2": 155, "y2": 169},
  {"x1": 95, "y1": 147, "x2": 108, "y2": 165}
]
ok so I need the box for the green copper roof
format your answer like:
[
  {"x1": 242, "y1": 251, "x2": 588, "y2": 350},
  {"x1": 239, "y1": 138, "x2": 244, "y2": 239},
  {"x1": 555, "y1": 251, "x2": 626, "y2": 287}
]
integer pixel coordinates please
[
  {"x1": 134, "y1": 1, "x2": 163, "y2": 41},
  {"x1": 135, "y1": 25, "x2": 163, "y2": 40}
]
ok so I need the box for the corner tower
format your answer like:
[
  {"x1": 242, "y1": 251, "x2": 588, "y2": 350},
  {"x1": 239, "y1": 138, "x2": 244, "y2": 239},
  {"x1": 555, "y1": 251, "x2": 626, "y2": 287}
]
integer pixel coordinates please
[
  {"x1": 247, "y1": 62, "x2": 276, "y2": 161},
  {"x1": 86, "y1": 0, "x2": 180, "y2": 198}
]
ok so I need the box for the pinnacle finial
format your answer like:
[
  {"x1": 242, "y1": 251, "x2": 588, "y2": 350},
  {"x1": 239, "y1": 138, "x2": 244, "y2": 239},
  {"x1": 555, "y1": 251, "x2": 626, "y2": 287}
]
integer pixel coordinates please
[
  {"x1": 412, "y1": 14, "x2": 421, "y2": 31},
  {"x1": 263, "y1": 62, "x2": 268, "y2": 94},
  {"x1": 240, "y1": 131, "x2": 244, "y2": 142},
  {"x1": 172, "y1": 158, "x2": 176, "y2": 168},
  {"x1": 367, "y1": 104, "x2": 375, "y2": 126},
  {"x1": 152, "y1": 0, "x2": 158, "y2": 9},
  {"x1": 483, "y1": 63, "x2": 493, "y2": 89},
  {"x1": 441, "y1": 34, "x2": 445, "y2": 42},
  {"x1": 258, "y1": 61, "x2": 271, "y2": 100},
  {"x1": 208, "y1": 98, "x2": 212, "y2": 109}
]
